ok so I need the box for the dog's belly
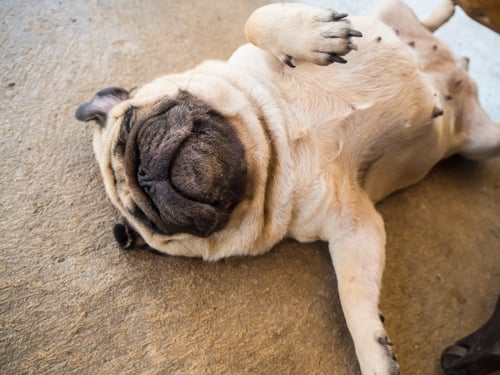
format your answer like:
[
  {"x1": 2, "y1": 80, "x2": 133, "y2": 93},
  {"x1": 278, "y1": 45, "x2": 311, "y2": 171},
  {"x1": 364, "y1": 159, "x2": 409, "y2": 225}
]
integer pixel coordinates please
[
  {"x1": 274, "y1": 17, "x2": 452, "y2": 204},
  {"x1": 355, "y1": 108, "x2": 448, "y2": 203},
  {"x1": 229, "y1": 16, "x2": 452, "y2": 237},
  {"x1": 226, "y1": 15, "x2": 456, "y2": 244}
]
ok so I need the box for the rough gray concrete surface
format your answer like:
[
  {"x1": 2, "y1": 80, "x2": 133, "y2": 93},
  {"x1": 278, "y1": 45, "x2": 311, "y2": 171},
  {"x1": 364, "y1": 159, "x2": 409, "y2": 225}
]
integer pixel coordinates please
[{"x1": 1, "y1": 1, "x2": 499, "y2": 374}]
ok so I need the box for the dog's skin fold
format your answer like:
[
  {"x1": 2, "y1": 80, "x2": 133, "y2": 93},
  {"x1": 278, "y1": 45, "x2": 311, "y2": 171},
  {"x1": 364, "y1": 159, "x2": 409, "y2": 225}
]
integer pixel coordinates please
[{"x1": 76, "y1": 1, "x2": 500, "y2": 374}]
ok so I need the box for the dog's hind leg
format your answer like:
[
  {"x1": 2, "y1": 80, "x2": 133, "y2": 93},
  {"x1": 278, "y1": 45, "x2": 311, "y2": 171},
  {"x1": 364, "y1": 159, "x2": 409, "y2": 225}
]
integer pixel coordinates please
[
  {"x1": 324, "y1": 190, "x2": 399, "y2": 375},
  {"x1": 374, "y1": 0, "x2": 455, "y2": 35},
  {"x1": 421, "y1": 0, "x2": 456, "y2": 32},
  {"x1": 456, "y1": 109, "x2": 500, "y2": 160}
]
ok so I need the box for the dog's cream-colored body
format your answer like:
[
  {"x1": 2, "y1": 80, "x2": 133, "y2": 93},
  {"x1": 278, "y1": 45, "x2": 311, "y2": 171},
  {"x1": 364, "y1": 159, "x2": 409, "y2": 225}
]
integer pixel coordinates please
[{"x1": 87, "y1": 1, "x2": 500, "y2": 373}]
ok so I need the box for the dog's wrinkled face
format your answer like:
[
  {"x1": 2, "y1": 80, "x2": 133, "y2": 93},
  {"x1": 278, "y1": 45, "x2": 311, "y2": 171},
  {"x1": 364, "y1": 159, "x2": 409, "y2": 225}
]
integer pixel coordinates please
[{"x1": 77, "y1": 90, "x2": 248, "y2": 238}]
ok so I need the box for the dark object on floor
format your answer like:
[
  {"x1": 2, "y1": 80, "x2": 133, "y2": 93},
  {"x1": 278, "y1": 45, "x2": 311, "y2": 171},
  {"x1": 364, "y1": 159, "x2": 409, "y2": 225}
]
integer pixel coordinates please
[
  {"x1": 455, "y1": 0, "x2": 500, "y2": 34},
  {"x1": 441, "y1": 294, "x2": 500, "y2": 375}
]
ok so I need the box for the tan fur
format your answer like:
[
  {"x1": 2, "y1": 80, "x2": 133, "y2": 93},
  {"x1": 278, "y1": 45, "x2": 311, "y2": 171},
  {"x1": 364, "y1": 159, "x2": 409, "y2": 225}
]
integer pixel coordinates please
[{"x1": 88, "y1": 1, "x2": 499, "y2": 374}]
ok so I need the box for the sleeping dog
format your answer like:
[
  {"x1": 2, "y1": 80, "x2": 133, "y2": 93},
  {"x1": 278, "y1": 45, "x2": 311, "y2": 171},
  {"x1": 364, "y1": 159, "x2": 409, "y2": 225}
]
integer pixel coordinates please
[{"x1": 76, "y1": 1, "x2": 500, "y2": 373}]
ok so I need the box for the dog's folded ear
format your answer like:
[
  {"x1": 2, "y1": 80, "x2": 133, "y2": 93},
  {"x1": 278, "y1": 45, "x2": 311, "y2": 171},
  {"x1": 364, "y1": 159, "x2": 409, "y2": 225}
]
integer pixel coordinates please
[
  {"x1": 76, "y1": 87, "x2": 129, "y2": 126},
  {"x1": 113, "y1": 220, "x2": 147, "y2": 250}
]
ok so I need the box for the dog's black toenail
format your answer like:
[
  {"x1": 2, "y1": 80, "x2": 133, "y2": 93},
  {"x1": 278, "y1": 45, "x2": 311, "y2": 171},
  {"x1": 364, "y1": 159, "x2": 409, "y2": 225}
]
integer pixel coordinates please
[
  {"x1": 331, "y1": 12, "x2": 348, "y2": 21},
  {"x1": 328, "y1": 54, "x2": 347, "y2": 64},
  {"x1": 377, "y1": 335, "x2": 394, "y2": 346},
  {"x1": 348, "y1": 29, "x2": 363, "y2": 37},
  {"x1": 283, "y1": 54, "x2": 296, "y2": 68}
]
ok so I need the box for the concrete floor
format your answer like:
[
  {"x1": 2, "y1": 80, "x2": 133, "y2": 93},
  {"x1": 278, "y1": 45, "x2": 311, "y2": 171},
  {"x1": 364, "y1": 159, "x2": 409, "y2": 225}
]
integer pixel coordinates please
[{"x1": 1, "y1": 1, "x2": 499, "y2": 374}]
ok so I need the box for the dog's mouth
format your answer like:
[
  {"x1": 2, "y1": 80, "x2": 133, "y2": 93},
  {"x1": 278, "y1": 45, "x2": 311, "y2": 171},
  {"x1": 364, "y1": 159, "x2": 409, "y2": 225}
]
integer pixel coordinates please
[{"x1": 121, "y1": 92, "x2": 248, "y2": 237}]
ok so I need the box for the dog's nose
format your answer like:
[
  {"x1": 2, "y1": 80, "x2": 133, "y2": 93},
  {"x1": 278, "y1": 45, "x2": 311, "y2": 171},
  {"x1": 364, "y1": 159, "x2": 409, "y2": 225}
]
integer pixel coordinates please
[{"x1": 137, "y1": 166, "x2": 155, "y2": 195}]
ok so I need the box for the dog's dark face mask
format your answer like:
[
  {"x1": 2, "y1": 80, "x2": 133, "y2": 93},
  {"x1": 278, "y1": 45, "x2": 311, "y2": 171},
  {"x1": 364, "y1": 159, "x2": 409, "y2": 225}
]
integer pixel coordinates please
[
  {"x1": 122, "y1": 92, "x2": 248, "y2": 237},
  {"x1": 77, "y1": 89, "x2": 248, "y2": 238}
]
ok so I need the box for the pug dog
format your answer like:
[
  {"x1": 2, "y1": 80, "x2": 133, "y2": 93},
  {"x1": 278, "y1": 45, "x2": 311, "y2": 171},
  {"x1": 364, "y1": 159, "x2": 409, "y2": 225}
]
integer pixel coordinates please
[{"x1": 76, "y1": 1, "x2": 500, "y2": 374}]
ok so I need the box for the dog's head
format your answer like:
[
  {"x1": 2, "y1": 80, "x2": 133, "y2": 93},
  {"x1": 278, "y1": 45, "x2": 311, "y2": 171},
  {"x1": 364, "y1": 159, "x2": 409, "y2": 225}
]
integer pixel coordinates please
[{"x1": 76, "y1": 83, "x2": 252, "y2": 248}]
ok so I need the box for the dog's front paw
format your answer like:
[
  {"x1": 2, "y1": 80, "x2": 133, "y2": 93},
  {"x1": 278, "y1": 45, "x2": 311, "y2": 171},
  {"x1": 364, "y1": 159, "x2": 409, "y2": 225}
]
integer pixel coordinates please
[
  {"x1": 279, "y1": 8, "x2": 362, "y2": 67},
  {"x1": 246, "y1": 4, "x2": 363, "y2": 67},
  {"x1": 376, "y1": 334, "x2": 400, "y2": 375},
  {"x1": 357, "y1": 330, "x2": 400, "y2": 375}
]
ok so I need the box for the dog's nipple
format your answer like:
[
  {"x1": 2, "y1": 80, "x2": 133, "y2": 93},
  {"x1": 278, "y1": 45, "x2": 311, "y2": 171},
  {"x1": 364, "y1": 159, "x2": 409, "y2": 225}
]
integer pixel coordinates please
[{"x1": 432, "y1": 107, "x2": 444, "y2": 119}]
